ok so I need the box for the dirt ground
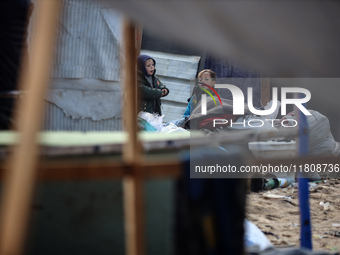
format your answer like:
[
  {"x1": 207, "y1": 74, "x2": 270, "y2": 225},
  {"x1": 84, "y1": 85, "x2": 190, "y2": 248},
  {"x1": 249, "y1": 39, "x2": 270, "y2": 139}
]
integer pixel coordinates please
[{"x1": 246, "y1": 178, "x2": 340, "y2": 253}]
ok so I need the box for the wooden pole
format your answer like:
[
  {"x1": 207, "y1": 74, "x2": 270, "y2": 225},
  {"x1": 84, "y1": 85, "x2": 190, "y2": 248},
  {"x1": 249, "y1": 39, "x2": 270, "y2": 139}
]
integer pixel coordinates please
[
  {"x1": 122, "y1": 22, "x2": 141, "y2": 164},
  {"x1": 0, "y1": 1, "x2": 61, "y2": 254},
  {"x1": 136, "y1": 25, "x2": 143, "y2": 57},
  {"x1": 261, "y1": 75, "x2": 271, "y2": 107},
  {"x1": 121, "y1": 19, "x2": 145, "y2": 255}
]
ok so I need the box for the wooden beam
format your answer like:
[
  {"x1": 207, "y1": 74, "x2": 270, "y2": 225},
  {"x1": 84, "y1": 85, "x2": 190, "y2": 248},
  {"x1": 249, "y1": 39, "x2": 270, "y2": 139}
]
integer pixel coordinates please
[
  {"x1": 122, "y1": 19, "x2": 145, "y2": 255},
  {"x1": 136, "y1": 25, "x2": 143, "y2": 57},
  {"x1": 0, "y1": 1, "x2": 61, "y2": 255},
  {"x1": 0, "y1": 159, "x2": 182, "y2": 181},
  {"x1": 122, "y1": 19, "x2": 142, "y2": 164},
  {"x1": 123, "y1": 172, "x2": 145, "y2": 255},
  {"x1": 0, "y1": 153, "x2": 338, "y2": 182},
  {"x1": 261, "y1": 75, "x2": 270, "y2": 107}
]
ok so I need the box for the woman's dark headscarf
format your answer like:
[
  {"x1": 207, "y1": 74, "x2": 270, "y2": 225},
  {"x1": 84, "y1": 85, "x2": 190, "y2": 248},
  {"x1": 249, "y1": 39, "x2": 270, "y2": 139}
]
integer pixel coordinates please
[{"x1": 137, "y1": 55, "x2": 156, "y2": 77}]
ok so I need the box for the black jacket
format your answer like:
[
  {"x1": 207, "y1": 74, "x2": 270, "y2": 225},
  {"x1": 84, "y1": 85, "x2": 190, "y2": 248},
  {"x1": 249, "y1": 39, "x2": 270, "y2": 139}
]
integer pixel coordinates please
[{"x1": 137, "y1": 71, "x2": 169, "y2": 115}]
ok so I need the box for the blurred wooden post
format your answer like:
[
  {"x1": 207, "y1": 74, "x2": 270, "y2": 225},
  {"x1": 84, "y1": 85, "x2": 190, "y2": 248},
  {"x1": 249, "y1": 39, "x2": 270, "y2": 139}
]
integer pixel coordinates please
[
  {"x1": 261, "y1": 75, "x2": 270, "y2": 106},
  {"x1": 136, "y1": 25, "x2": 143, "y2": 57},
  {"x1": 0, "y1": 1, "x2": 61, "y2": 255},
  {"x1": 122, "y1": 19, "x2": 144, "y2": 255}
]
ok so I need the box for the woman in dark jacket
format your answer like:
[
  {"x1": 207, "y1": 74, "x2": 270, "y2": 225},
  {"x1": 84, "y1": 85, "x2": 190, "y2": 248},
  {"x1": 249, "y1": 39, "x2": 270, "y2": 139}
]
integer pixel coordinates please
[{"x1": 137, "y1": 55, "x2": 169, "y2": 115}]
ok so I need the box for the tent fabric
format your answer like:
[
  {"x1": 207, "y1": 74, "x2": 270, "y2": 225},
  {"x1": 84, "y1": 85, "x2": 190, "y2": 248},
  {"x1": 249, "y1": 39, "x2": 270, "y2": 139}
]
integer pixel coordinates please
[
  {"x1": 204, "y1": 54, "x2": 260, "y2": 79},
  {"x1": 98, "y1": 0, "x2": 340, "y2": 77},
  {"x1": 303, "y1": 110, "x2": 337, "y2": 156},
  {"x1": 275, "y1": 110, "x2": 338, "y2": 156},
  {"x1": 204, "y1": 54, "x2": 262, "y2": 107}
]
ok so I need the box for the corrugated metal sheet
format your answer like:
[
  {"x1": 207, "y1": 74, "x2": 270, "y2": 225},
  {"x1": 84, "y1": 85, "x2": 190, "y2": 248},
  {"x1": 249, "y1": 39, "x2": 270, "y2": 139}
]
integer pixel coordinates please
[
  {"x1": 52, "y1": 0, "x2": 122, "y2": 81},
  {"x1": 38, "y1": 0, "x2": 124, "y2": 131},
  {"x1": 140, "y1": 50, "x2": 200, "y2": 122},
  {"x1": 42, "y1": 102, "x2": 122, "y2": 131}
]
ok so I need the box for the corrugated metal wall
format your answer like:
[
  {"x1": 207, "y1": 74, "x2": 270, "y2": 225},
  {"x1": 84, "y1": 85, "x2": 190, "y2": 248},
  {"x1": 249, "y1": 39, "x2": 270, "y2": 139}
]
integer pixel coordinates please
[
  {"x1": 140, "y1": 50, "x2": 200, "y2": 122},
  {"x1": 42, "y1": 102, "x2": 122, "y2": 131},
  {"x1": 42, "y1": 50, "x2": 199, "y2": 131}
]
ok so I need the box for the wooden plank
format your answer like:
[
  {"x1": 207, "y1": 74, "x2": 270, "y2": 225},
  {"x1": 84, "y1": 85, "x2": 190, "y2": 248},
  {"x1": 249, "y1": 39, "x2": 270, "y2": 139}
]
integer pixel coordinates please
[
  {"x1": 38, "y1": 159, "x2": 182, "y2": 181},
  {"x1": 122, "y1": 19, "x2": 141, "y2": 164},
  {"x1": 0, "y1": 159, "x2": 182, "y2": 181},
  {"x1": 0, "y1": 1, "x2": 61, "y2": 255},
  {"x1": 136, "y1": 25, "x2": 143, "y2": 57},
  {"x1": 122, "y1": 19, "x2": 144, "y2": 255},
  {"x1": 123, "y1": 173, "x2": 144, "y2": 255},
  {"x1": 261, "y1": 75, "x2": 271, "y2": 106},
  {"x1": 0, "y1": 153, "x2": 338, "y2": 182}
]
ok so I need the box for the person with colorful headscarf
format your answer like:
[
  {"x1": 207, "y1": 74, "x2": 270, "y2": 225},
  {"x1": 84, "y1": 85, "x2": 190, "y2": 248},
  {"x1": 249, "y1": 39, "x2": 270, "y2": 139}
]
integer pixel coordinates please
[{"x1": 183, "y1": 69, "x2": 217, "y2": 117}]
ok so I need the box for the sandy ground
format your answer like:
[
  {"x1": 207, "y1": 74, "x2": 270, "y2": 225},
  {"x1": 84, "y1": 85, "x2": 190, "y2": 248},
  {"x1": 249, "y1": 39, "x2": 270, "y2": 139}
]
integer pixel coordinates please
[{"x1": 246, "y1": 178, "x2": 340, "y2": 253}]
